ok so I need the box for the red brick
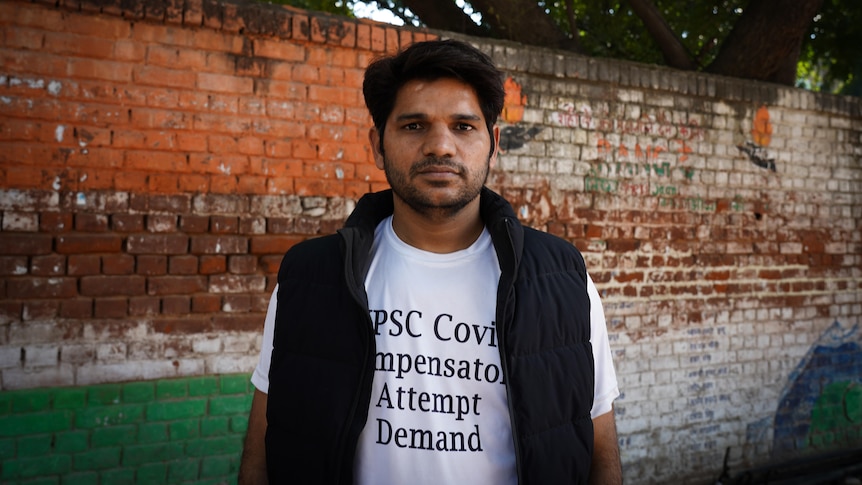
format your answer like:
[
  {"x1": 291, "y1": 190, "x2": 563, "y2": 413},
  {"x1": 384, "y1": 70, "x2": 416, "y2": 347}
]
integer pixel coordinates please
[
  {"x1": 30, "y1": 255, "x2": 66, "y2": 276},
  {"x1": 208, "y1": 274, "x2": 266, "y2": 293},
  {"x1": 199, "y1": 255, "x2": 226, "y2": 275},
  {"x1": 111, "y1": 214, "x2": 144, "y2": 232},
  {"x1": 239, "y1": 217, "x2": 266, "y2": 235},
  {"x1": 162, "y1": 295, "x2": 191, "y2": 314},
  {"x1": 228, "y1": 255, "x2": 257, "y2": 274},
  {"x1": 197, "y1": 72, "x2": 254, "y2": 94},
  {"x1": 192, "y1": 294, "x2": 221, "y2": 313},
  {"x1": 60, "y1": 298, "x2": 93, "y2": 318},
  {"x1": 128, "y1": 296, "x2": 161, "y2": 316},
  {"x1": 40, "y1": 212, "x2": 73, "y2": 233},
  {"x1": 21, "y1": 299, "x2": 59, "y2": 320},
  {"x1": 180, "y1": 215, "x2": 210, "y2": 233},
  {"x1": 147, "y1": 276, "x2": 207, "y2": 295},
  {"x1": 260, "y1": 255, "x2": 282, "y2": 274},
  {"x1": 8, "y1": 277, "x2": 77, "y2": 299},
  {"x1": 0, "y1": 301, "x2": 22, "y2": 321},
  {"x1": 0, "y1": 234, "x2": 53, "y2": 255},
  {"x1": 212, "y1": 314, "x2": 263, "y2": 332},
  {"x1": 222, "y1": 294, "x2": 252, "y2": 312},
  {"x1": 94, "y1": 298, "x2": 128, "y2": 319},
  {"x1": 56, "y1": 234, "x2": 122, "y2": 254},
  {"x1": 136, "y1": 255, "x2": 167, "y2": 275},
  {"x1": 146, "y1": 215, "x2": 178, "y2": 233},
  {"x1": 211, "y1": 216, "x2": 239, "y2": 234},
  {"x1": 127, "y1": 234, "x2": 189, "y2": 254},
  {"x1": 152, "y1": 316, "x2": 212, "y2": 334},
  {"x1": 190, "y1": 235, "x2": 248, "y2": 254},
  {"x1": 133, "y1": 65, "x2": 196, "y2": 89},
  {"x1": 169, "y1": 255, "x2": 199, "y2": 275},
  {"x1": 250, "y1": 235, "x2": 302, "y2": 255},
  {"x1": 80, "y1": 275, "x2": 146, "y2": 297},
  {"x1": 68, "y1": 254, "x2": 101, "y2": 276},
  {"x1": 0, "y1": 256, "x2": 29, "y2": 276},
  {"x1": 102, "y1": 254, "x2": 135, "y2": 275}
]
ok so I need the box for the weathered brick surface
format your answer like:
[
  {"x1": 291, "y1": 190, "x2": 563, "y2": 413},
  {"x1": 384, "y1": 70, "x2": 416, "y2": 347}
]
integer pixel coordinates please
[{"x1": 0, "y1": 0, "x2": 860, "y2": 483}]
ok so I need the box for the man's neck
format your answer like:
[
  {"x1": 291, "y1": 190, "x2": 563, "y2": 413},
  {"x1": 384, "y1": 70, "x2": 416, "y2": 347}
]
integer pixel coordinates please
[{"x1": 389, "y1": 196, "x2": 484, "y2": 254}]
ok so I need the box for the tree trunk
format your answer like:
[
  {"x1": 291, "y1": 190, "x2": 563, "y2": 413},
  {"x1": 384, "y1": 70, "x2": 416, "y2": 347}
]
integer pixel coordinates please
[
  {"x1": 396, "y1": 0, "x2": 488, "y2": 38},
  {"x1": 706, "y1": 0, "x2": 825, "y2": 84},
  {"x1": 628, "y1": 0, "x2": 696, "y2": 70},
  {"x1": 466, "y1": 0, "x2": 576, "y2": 50}
]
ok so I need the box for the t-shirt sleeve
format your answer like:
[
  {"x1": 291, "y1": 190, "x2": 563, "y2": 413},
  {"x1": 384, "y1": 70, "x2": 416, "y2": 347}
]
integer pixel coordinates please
[
  {"x1": 250, "y1": 285, "x2": 277, "y2": 394},
  {"x1": 587, "y1": 273, "x2": 620, "y2": 419}
]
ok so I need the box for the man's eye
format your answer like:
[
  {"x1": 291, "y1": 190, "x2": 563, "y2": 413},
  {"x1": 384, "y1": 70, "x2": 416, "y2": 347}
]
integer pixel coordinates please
[
  {"x1": 456, "y1": 123, "x2": 474, "y2": 131},
  {"x1": 403, "y1": 123, "x2": 422, "y2": 130}
]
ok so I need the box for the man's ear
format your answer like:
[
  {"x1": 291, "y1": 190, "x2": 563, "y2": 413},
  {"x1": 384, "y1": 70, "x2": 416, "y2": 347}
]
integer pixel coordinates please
[
  {"x1": 489, "y1": 124, "x2": 501, "y2": 169},
  {"x1": 369, "y1": 127, "x2": 384, "y2": 170}
]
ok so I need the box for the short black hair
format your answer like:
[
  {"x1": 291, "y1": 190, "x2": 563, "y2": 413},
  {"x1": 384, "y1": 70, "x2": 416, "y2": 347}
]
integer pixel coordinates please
[{"x1": 362, "y1": 39, "x2": 505, "y2": 150}]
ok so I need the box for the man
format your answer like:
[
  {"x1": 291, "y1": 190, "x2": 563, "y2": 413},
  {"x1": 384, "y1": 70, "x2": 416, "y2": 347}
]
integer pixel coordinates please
[{"x1": 239, "y1": 39, "x2": 621, "y2": 484}]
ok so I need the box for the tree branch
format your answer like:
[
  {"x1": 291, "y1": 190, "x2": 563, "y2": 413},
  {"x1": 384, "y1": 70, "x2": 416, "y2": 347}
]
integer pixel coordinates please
[{"x1": 627, "y1": 0, "x2": 696, "y2": 70}]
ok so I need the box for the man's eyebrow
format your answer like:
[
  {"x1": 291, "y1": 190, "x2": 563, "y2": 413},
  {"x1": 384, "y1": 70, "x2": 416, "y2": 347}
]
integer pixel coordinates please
[{"x1": 394, "y1": 113, "x2": 483, "y2": 121}]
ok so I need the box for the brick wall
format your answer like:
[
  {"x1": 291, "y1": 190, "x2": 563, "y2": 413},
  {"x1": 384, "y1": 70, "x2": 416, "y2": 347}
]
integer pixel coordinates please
[{"x1": 1, "y1": 0, "x2": 860, "y2": 483}]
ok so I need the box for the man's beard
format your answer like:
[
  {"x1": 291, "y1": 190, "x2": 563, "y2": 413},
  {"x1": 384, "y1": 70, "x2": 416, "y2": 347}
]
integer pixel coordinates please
[{"x1": 384, "y1": 155, "x2": 490, "y2": 219}]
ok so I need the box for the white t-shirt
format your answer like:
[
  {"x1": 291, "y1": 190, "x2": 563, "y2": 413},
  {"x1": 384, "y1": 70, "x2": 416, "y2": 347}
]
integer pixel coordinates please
[{"x1": 251, "y1": 217, "x2": 619, "y2": 484}]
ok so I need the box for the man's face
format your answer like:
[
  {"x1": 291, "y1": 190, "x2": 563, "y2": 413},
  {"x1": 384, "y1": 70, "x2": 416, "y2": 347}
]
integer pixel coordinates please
[{"x1": 371, "y1": 78, "x2": 500, "y2": 219}]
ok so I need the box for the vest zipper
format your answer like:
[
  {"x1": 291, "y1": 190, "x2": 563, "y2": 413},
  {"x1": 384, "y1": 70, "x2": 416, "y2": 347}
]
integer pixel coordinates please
[{"x1": 496, "y1": 217, "x2": 525, "y2": 484}]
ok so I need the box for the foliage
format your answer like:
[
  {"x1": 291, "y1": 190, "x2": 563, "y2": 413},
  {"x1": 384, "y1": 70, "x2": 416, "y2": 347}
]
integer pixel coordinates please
[{"x1": 797, "y1": 0, "x2": 862, "y2": 96}]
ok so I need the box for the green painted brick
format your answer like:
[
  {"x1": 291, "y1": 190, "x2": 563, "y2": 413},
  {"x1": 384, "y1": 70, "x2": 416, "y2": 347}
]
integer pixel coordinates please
[
  {"x1": 156, "y1": 380, "x2": 187, "y2": 400},
  {"x1": 201, "y1": 416, "x2": 229, "y2": 437},
  {"x1": 54, "y1": 430, "x2": 89, "y2": 453},
  {"x1": 12, "y1": 390, "x2": 52, "y2": 413},
  {"x1": 122, "y1": 382, "x2": 155, "y2": 403},
  {"x1": 2, "y1": 454, "x2": 71, "y2": 479},
  {"x1": 0, "y1": 412, "x2": 72, "y2": 437},
  {"x1": 138, "y1": 422, "x2": 168, "y2": 443},
  {"x1": 0, "y1": 438, "x2": 15, "y2": 459},
  {"x1": 186, "y1": 436, "x2": 243, "y2": 457},
  {"x1": 136, "y1": 462, "x2": 167, "y2": 485},
  {"x1": 60, "y1": 471, "x2": 98, "y2": 485},
  {"x1": 91, "y1": 425, "x2": 137, "y2": 448},
  {"x1": 209, "y1": 394, "x2": 252, "y2": 416},
  {"x1": 0, "y1": 392, "x2": 12, "y2": 414},
  {"x1": 74, "y1": 404, "x2": 145, "y2": 428},
  {"x1": 231, "y1": 415, "x2": 249, "y2": 434},
  {"x1": 219, "y1": 375, "x2": 249, "y2": 395},
  {"x1": 17, "y1": 434, "x2": 52, "y2": 457},
  {"x1": 147, "y1": 399, "x2": 207, "y2": 421},
  {"x1": 72, "y1": 447, "x2": 121, "y2": 471},
  {"x1": 188, "y1": 376, "x2": 219, "y2": 397},
  {"x1": 20, "y1": 476, "x2": 60, "y2": 485},
  {"x1": 53, "y1": 389, "x2": 86, "y2": 411},
  {"x1": 87, "y1": 384, "x2": 122, "y2": 406},
  {"x1": 99, "y1": 468, "x2": 134, "y2": 484},
  {"x1": 121, "y1": 442, "x2": 184, "y2": 467},
  {"x1": 168, "y1": 458, "x2": 200, "y2": 482},
  {"x1": 169, "y1": 419, "x2": 199, "y2": 441},
  {"x1": 200, "y1": 455, "x2": 232, "y2": 478}
]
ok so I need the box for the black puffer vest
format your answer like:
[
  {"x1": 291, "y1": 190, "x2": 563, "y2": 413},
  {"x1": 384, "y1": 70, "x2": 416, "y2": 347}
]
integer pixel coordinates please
[{"x1": 266, "y1": 188, "x2": 594, "y2": 484}]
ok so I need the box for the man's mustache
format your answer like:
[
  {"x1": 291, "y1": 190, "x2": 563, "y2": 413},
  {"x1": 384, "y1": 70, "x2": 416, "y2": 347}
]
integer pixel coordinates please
[{"x1": 409, "y1": 157, "x2": 464, "y2": 177}]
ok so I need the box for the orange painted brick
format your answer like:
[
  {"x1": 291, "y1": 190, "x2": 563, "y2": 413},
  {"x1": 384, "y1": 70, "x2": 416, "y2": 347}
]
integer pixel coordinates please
[
  {"x1": 176, "y1": 133, "x2": 208, "y2": 152},
  {"x1": 125, "y1": 150, "x2": 189, "y2": 173},
  {"x1": 44, "y1": 32, "x2": 115, "y2": 59},
  {"x1": 114, "y1": 171, "x2": 149, "y2": 192},
  {"x1": 5, "y1": 26, "x2": 45, "y2": 50},
  {"x1": 237, "y1": 137, "x2": 264, "y2": 156},
  {"x1": 68, "y1": 58, "x2": 133, "y2": 83},
  {"x1": 188, "y1": 154, "x2": 249, "y2": 175},
  {"x1": 113, "y1": 40, "x2": 146, "y2": 62},
  {"x1": 78, "y1": 167, "x2": 117, "y2": 191},
  {"x1": 133, "y1": 65, "x2": 196, "y2": 89},
  {"x1": 208, "y1": 135, "x2": 239, "y2": 153},
  {"x1": 266, "y1": 177, "x2": 294, "y2": 194},
  {"x1": 64, "y1": 11, "x2": 132, "y2": 39},
  {"x1": 385, "y1": 27, "x2": 400, "y2": 53},
  {"x1": 345, "y1": 181, "x2": 373, "y2": 199},
  {"x1": 197, "y1": 72, "x2": 254, "y2": 94},
  {"x1": 131, "y1": 108, "x2": 190, "y2": 130},
  {"x1": 148, "y1": 173, "x2": 179, "y2": 192},
  {"x1": 399, "y1": 30, "x2": 413, "y2": 50},
  {"x1": 236, "y1": 175, "x2": 267, "y2": 194},
  {"x1": 369, "y1": 25, "x2": 386, "y2": 52},
  {"x1": 295, "y1": 177, "x2": 343, "y2": 197},
  {"x1": 210, "y1": 175, "x2": 239, "y2": 193},
  {"x1": 177, "y1": 174, "x2": 210, "y2": 193},
  {"x1": 254, "y1": 38, "x2": 305, "y2": 62},
  {"x1": 132, "y1": 22, "x2": 194, "y2": 47}
]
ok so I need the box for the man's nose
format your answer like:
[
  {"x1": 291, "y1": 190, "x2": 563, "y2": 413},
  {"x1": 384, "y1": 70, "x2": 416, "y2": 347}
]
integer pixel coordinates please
[{"x1": 421, "y1": 124, "x2": 456, "y2": 158}]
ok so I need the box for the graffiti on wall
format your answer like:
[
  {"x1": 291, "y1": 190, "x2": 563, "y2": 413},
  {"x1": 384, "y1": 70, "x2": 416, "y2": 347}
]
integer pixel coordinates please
[
  {"x1": 499, "y1": 77, "x2": 543, "y2": 152},
  {"x1": 767, "y1": 321, "x2": 862, "y2": 455},
  {"x1": 737, "y1": 106, "x2": 776, "y2": 172}
]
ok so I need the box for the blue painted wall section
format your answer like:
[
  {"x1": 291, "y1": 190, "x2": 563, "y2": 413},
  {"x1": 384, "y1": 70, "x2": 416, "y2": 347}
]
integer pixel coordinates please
[{"x1": 772, "y1": 321, "x2": 862, "y2": 455}]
